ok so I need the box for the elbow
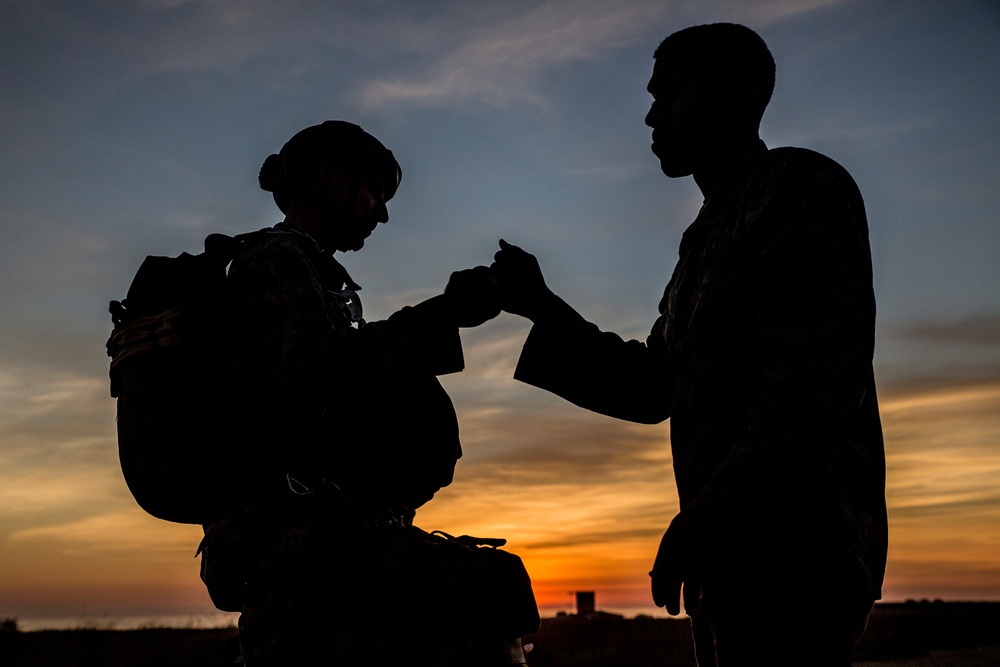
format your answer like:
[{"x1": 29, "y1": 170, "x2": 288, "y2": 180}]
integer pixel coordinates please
[
  {"x1": 591, "y1": 399, "x2": 670, "y2": 425},
  {"x1": 603, "y1": 381, "x2": 672, "y2": 424},
  {"x1": 632, "y1": 409, "x2": 670, "y2": 425}
]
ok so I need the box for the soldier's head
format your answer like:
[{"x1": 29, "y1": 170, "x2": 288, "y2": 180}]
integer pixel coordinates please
[
  {"x1": 645, "y1": 23, "x2": 775, "y2": 178},
  {"x1": 259, "y1": 121, "x2": 402, "y2": 252}
]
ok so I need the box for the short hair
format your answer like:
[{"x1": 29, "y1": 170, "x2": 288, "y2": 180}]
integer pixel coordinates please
[{"x1": 654, "y1": 23, "x2": 775, "y2": 123}]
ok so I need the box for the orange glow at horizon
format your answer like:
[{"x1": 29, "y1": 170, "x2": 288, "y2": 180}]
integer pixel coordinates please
[
  {"x1": 1, "y1": 377, "x2": 998, "y2": 619},
  {"x1": 426, "y1": 381, "x2": 1000, "y2": 612}
]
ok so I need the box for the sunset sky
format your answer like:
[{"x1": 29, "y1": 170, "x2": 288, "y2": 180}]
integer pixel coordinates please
[{"x1": 1, "y1": 0, "x2": 998, "y2": 626}]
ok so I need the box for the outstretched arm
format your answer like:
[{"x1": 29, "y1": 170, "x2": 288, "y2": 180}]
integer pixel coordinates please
[
  {"x1": 492, "y1": 240, "x2": 672, "y2": 425},
  {"x1": 231, "y1": 238, "x2": 500, "y2": 410}
]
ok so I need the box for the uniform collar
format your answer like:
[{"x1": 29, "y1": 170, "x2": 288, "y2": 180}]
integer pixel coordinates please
[
  {"x1": 688, "y1": 139, "x2": 768, "y2": 230},
  {"x1": 273, "y1": 222, "x2": 362, "y2": 291}
]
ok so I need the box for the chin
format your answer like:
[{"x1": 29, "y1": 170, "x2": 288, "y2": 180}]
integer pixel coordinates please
[
  {"x1": 659, "y1": 161, "x2": 693, "y2": 179},
  {"x1": 652, "y1": 147, "x2": 692, "y2": 178},
  {"x1": 333, "y1": 233, "x2": 367, "y2": 253}
]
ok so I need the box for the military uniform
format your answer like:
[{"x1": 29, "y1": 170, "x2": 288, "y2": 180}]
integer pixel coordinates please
[
  {"x1": 514, "y1": 141, "x2": 887, "y2": 664},
  {"x1": 217, "y1": 224, "x2": 467, "y2": 665}
]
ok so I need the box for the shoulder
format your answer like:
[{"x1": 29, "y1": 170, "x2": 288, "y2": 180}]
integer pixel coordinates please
[
  {"x1": 228, "y1": 228, "x2": 327, "y2": 290},
  {"x1": 738, "y1": 148, "x2": 871, "y2": 255},
  {"x1": 235, "y1": 228, "x2": 318, "y2": 267},
  {"x1": 734, "y1": 147, "x2": 867, "y2": 230},
  {"x1": 757, "y1": 147, "x2": 863, "y2": 201}
]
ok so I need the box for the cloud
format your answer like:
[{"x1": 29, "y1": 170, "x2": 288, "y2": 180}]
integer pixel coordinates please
[
  {"x1": 8, "y1": 509, "x2": 198, "y2": 555},
  {"x1": 882, "y1": 384, "x2": 1000, "y2": 515},
  {"x1": 359, "y1": 1, "x2": 667, "y2": 110},
  {"x1": 0, "y1": 370, "x2": 125, "y2": 539},
  {"x1": 768, "y1": 116, "x2": 936, "y2": 152},
  {"x1": 0, "y1": 373, "x2": 113, "y2": 455},
  {"x1": 357, "y1": 0, "x2": 854, "y2": 110},
  {"x1": 894, "y1": 313, "x2": 1000, "y2": 348},
  {"x1": 0, "y1": 449, "x2": 121, "y2": 517},
  {"x1": 876, "y1": 313, "x2": 1000, "y2": 393},
  {"x1": 879, "y1": 382, "x2": 1000, "y2": 598},
  {"x1": 0, "y1": 0, "x2": 858, "y2": 126}
]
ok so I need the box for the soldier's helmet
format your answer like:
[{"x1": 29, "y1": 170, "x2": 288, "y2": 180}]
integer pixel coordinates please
[{"x1": 259, "y1": 120, "x2": 402, "y2": 213}]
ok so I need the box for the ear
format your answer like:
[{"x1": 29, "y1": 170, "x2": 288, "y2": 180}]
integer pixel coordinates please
[
  {"x1": 718, "y1": 73, "x2": 761, "y2": 135},
  {"x1": 723, "y1": 73, "x2": 755, "y2": 113},
  {"x1": 297, "y1": 159, "x2": 326, "y2": 201}
]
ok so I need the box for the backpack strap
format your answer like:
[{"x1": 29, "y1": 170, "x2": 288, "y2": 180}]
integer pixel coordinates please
[{"x1": 205, "y1": 227, "x2": 289, "y2": 259}]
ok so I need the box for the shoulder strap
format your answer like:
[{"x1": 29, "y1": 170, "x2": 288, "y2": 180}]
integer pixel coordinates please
[{"x1": 204, "y1": 227, "x2": 290, "y2": 260}]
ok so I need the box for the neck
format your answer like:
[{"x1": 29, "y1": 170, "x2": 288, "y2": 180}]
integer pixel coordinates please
[
  {"x1": 282, "y1": 199, "x2": 332, "y2": 251},
  {"x1": 692, "y1": 135, "x2": 765, "y2": 201}
]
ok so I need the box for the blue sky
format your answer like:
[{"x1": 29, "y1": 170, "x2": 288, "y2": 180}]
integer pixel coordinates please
[{"x1": 1, "y1": 0, "x2": 998, "y2": 622}]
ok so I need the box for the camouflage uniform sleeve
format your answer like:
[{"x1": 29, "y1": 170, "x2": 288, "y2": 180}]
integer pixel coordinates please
[{"x1": 513, "y1": 294, "x2": 672, "y2": 425}]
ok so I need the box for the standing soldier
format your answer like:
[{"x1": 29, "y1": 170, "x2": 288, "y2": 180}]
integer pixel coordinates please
[
  {"x1": 491, "y1": 24, "x2": 887, "y2": 666},
  {"x1": 200, "y1": 120, "x2": 533, "y2": 665}
]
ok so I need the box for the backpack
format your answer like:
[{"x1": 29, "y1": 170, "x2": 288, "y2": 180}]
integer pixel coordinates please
[
  {"x1": 109, "y1": 228, "x2": 466, "y2": 525},
  {"x1": 107, "y1": 229, "x2": 276, "y2": 524}
]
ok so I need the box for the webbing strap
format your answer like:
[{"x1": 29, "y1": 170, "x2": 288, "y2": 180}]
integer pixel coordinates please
[{"x1": 107, "y1": 307, "x2": 185, "y2": 370}]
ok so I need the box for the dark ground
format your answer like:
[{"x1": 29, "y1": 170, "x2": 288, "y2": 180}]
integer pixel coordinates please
[{"x1": 1, "y1": 601, "x2": 997, "y2": 666}]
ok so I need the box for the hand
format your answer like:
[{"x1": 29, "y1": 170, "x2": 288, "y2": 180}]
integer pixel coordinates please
[
  {"x1": 444, "y1": 265, "x2": 501, "y2": 328},
  {"x1": 490, "y1": 239, "x2": 554, "y2": 321},
  {"x1": 649, "y1": 507, "x2": 708, "y2": 616}
]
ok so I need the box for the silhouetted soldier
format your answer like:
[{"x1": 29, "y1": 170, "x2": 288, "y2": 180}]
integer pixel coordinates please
[
  {"x1": 199, "y1": 121, "x2": 533, "y2": 665},
  {"x1": 491, "y1": 24, "x2": 887, "y2": 666}
]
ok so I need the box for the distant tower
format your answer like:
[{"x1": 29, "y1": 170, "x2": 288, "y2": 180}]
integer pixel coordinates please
[{"x1": 576, "y1": 591, "x2": 596, "y2": 615}]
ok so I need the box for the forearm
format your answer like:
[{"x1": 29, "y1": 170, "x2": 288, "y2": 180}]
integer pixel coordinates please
[{"x1": 514, "y1": 296, "x2": 671, "y2": 424}]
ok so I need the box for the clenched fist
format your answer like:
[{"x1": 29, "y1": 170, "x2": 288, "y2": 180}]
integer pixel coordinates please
[
  {"x1": 490, "y1": 239, "x2": 555, "y2": 321},
  {"x1": 443, "y1": 265, "x2": 501, "y2": 328}
]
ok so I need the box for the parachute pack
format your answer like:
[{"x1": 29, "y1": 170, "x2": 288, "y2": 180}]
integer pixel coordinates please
[{"x1": 107, "y1": 230, "x2": 277, "y2": 524}]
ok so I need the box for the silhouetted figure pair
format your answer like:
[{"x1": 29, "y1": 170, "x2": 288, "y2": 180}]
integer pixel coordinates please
[
  {"x1": 197, "y1": 21, "x2": 886, "y2": 667},
  {"x1": 489, "y1": 23, "x2": 887, "y2": 667}
]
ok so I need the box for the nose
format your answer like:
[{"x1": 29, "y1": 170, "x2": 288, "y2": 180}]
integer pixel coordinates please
[
  {"x1": 375, "y1": 198, "x2": 389, "y2": 224},
  {"x1": 645, "y1": 102, "x2": 660, "y2": 129}
]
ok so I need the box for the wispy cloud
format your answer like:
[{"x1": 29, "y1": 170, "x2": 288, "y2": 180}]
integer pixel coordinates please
[
  {"x1": 0, "y1": 372, "x2": 124, "y2": 536},
  {"x1": 880, "y1": 382, "x2": 1000, "y2": 599},
  {"x1": 768, "y1": 116, "x2": 936, "y2": 152},
  {"x1": 877, "y1": 313, "x2": 1000, "y2": 392},
  {"x1": 358, "y1": 0, "x2": 854, "y2": 110},
  {"x1": 8, "y1": 509, "x2": 198, "y2": 555},
  {"x1": 359, "y1": 0, "x2": 670, "y2": 110},
  {"x1": 894, "y1": 313, "x2": 1000, "y2": 348}
]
